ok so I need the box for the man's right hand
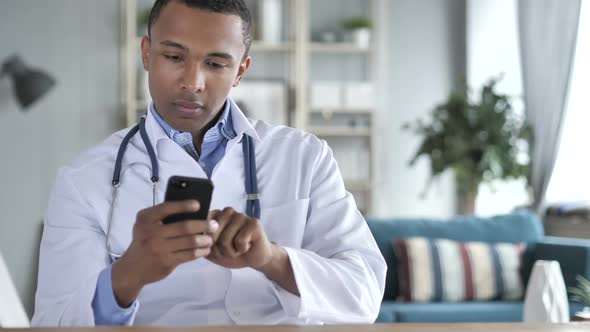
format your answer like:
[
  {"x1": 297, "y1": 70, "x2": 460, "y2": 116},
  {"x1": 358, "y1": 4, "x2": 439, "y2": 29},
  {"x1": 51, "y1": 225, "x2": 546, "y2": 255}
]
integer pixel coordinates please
[{"x1": 111, "y1": 200, "x2": 218, "y2": 307}]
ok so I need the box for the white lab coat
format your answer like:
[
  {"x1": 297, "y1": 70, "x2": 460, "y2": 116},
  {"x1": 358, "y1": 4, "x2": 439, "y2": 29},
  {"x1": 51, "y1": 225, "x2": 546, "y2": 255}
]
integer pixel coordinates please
[{"x1": 32, "y1": 101, "x2": 386, "y2": 326}]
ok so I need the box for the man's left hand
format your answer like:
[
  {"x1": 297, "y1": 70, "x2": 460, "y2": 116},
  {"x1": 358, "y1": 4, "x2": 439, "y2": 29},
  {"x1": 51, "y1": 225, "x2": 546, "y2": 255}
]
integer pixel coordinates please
[
  {"x1": 206, "y1": 207, "x2": 275, "y2": 270},
  {"x1": 206, "y1": 207, "x2": 300, "y2": 296}
]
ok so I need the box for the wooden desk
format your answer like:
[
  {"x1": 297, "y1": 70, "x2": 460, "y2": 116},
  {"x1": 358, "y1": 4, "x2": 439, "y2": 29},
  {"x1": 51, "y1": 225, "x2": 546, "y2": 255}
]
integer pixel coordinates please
[{"x1": 5, "y1": 324, "x2": 589, "y2": 332}]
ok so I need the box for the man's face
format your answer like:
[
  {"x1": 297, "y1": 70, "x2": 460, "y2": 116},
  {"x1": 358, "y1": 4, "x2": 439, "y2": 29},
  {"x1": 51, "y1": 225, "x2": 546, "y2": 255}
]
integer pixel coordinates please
[{"x1": 141, "y1": 1, "x2": 250, "y2": 134}]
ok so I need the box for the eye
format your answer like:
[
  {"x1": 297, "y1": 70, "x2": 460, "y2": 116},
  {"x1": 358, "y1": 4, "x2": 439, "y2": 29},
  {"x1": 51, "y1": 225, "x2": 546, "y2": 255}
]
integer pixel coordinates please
[
  {"x1": 207, "y1": 61, "x2": 226, "y2": 69},
  {"x1": 164, "y1": 54, "x2": 183, "y2": 63}
]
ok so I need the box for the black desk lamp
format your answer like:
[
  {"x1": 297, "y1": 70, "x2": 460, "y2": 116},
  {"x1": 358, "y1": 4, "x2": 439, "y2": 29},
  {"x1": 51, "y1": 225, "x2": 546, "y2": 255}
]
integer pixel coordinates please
[{"x1": 0, "y1": 55, "x2": 56, "y2": 110}]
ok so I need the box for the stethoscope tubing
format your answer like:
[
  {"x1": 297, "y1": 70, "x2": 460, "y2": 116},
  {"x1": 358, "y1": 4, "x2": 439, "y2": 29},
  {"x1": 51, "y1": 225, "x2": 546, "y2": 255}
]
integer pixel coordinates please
[{"x1": 106, "y1": 115, "x2": 260, "y2": 262}]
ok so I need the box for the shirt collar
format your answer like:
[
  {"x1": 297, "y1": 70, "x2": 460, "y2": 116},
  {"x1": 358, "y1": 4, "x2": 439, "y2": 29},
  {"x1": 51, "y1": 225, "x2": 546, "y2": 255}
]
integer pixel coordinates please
[
  {"x1": 216, "y1": 100, "x2": 236, "y2": 140},
  {"x1": 144, "y1": 97, "x2": 261, "y2": 151},
  {"x1": 149, "y1": 103, "x2": 176, "y2": 139}
]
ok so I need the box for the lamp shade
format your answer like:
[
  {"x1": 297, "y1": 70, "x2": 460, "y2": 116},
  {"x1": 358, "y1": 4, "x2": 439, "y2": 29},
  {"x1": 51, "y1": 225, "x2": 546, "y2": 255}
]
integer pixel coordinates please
[{"x1": 1, "y1": 55, "x2": 55, "y2": 109}]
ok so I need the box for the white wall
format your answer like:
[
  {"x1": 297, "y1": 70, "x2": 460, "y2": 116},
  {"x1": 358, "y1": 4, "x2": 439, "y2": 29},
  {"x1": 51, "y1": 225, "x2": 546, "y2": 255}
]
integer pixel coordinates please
[
  {"x1": 0, "y1": 0, "x2": 122, "y2": 317},
  {"x1": 372, "y1": 0, "x2": 465, "y2": 218}
]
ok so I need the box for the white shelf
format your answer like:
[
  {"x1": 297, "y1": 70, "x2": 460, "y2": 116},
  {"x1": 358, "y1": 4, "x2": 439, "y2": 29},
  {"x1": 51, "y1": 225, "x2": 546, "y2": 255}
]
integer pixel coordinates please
[
  {"x1": 310, "y1": 42, "x2": 372, "y2": 54},
  {"x1": 251, "y1": 41, "x2": 293, "y2": 52},
  {"x1": 311, "y1": 108, "x2": 374, "y2": 114},
  {"x1": 309, "y1": 127, "x2": 371, "y2": 137}
]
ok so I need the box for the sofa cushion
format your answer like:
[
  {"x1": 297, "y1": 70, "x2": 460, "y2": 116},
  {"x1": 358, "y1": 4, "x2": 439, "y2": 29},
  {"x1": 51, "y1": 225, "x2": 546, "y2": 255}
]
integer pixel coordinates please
[
  {"x1": 394, "y1": 237, "x2": 525, "y2": 302},
  {"x1": 366, "y1": 210, "x2": 543, "y2": 300},
  {"x1": 377, "y1": 301, "x2": 524, "y2": 322}
]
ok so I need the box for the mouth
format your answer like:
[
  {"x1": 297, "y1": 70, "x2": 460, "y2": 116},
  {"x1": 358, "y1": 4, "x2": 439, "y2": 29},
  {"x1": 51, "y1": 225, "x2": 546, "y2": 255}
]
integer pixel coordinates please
[{"x1": 172, "y1": 100, "x2": 205, "y2": 114}]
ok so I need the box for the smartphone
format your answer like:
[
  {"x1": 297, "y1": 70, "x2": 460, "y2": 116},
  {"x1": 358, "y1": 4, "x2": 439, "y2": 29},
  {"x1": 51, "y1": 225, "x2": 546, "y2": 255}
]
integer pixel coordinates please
[{"x1": 162, "y1": 176, "x2": 214, "y2": 224}]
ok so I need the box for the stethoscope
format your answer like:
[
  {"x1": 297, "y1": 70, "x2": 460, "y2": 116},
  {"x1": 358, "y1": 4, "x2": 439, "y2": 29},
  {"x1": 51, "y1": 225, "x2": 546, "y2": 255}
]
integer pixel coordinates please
[{"x1": 106, "y1": 115, "x2": 260, "y2": 262}]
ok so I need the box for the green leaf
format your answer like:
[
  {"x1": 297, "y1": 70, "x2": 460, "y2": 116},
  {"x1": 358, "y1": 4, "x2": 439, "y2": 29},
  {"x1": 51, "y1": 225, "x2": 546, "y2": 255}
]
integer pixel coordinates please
[{"x1": 568, "y1": 275, "x2": 590, "y2": 305}]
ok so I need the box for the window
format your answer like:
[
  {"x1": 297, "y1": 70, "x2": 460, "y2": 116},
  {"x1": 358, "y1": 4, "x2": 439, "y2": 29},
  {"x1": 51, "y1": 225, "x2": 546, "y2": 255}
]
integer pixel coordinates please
[
  {"x1": 468, "y1": 0, "x2": 530, "y2": 216},
  {"x1": 545, "y1": 1, "x2": 590, "y2": 204}
]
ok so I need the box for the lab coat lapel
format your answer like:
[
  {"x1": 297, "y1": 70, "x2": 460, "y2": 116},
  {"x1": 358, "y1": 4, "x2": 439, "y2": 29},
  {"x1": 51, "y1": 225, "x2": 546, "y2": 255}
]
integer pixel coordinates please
[
  {"x1": 142, "y1": 106, "x2": 188, "y2": 164},
  {"x1": 209, "y1": 99, "x2": 261, "y2": 212},
  {"x1": 128, "y1": 99, "x2": 262, "y2": 210},
  {"x1": 142, "y1": 104, "x2": 207, "y2": 179},
  {"x1": 210, "y1": 136, "x2": 247, "y2": 213}
]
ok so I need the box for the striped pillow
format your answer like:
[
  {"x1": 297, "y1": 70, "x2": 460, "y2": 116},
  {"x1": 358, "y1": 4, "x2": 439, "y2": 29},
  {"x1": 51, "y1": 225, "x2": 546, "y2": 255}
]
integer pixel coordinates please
[{"x1": 394, "y1": 237, "x2": 525, "y2": 302}]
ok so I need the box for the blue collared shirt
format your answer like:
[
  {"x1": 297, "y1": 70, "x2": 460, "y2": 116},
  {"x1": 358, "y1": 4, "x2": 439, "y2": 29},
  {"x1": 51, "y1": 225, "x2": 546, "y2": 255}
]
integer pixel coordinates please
[
  {"x1": 92, "y1": 265, "x2": 138, "y2": 326},
  {"x1": 92, "y1": 100, "x2": 237, "y2": 325}
]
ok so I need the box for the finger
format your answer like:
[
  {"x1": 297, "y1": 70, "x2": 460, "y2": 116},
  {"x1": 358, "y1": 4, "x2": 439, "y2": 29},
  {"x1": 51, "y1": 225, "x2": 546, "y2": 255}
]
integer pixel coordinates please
[
  {"x1": 160, "y1": 219, "x2": 219, "y2": 238},
  {"x1": 217, "y1": 214, "x2": 248, "y2": 258},
  {"x1": 210, "y1": 207, "x2": 237, "y2": 242},
  {"x1": 207, "y1": 210, "x2": 222, "y2": 235},
  {"x1": 208, "y1": 209, "x2": 222, "y2": 220},
  {"x1": 167, "y1": 234, "x2": 213, "y2": 253},
  {"x1": 233, "y1": 219, "x2": 258, "y2": 254},
  {"x1": 137, "y1": 200, "x2": 200, "y2": 224},
  {"x1": 170, "y1": 247, "x2": 211, "y2": 265}
]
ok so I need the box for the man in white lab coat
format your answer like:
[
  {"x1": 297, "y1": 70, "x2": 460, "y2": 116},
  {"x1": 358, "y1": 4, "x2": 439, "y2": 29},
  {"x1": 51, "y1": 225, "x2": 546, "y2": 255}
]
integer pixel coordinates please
[{"x1": 32, "y1": 0, "x2": 386, "y2": 326}]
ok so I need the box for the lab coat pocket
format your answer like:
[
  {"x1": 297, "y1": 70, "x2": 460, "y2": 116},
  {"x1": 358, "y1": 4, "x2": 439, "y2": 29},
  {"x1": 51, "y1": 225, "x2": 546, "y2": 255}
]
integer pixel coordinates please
[{"x1": 261, "y1": 198, "x2": 309, "y2": 248}]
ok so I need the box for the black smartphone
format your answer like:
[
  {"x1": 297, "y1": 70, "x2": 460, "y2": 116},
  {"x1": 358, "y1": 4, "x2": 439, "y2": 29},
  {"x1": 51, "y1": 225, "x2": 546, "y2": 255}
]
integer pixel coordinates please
[{"x1": 162, "y1": 176, "x2": 214, "y2": 224}]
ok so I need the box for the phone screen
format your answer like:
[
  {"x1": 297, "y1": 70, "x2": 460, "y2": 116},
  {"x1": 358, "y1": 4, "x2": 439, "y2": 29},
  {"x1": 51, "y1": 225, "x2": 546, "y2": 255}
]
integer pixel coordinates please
[{"x1": 162, "y1": 176, "x2": 214, "y2": 224}]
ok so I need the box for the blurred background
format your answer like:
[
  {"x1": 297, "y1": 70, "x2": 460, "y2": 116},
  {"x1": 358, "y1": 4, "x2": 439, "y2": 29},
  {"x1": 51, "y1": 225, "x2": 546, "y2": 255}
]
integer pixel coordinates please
[{"x1": 0, "y1": 0, "x2": 588, "y2": 321}]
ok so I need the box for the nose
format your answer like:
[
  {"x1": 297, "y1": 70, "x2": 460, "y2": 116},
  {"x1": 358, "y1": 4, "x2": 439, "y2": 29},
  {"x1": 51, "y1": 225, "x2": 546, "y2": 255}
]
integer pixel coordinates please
[{"x1": 180, "y1": 62, "x2": 205, "y2": 93}]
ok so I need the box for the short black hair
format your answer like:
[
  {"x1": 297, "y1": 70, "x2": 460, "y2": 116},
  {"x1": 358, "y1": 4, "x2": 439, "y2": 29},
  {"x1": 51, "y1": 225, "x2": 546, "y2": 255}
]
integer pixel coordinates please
[{"x1": 147, "y1": 0, "x2": 253, "y2": 57}]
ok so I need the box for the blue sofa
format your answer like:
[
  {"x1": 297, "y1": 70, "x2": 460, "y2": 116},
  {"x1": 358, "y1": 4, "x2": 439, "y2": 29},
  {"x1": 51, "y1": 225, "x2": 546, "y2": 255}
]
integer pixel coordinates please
[{"x1": 366, "y1": 211, "x2": 590, "y2": 323}]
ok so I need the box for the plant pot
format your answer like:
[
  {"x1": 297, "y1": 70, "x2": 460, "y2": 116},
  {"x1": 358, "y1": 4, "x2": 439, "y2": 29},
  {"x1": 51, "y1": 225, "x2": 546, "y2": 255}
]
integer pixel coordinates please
[
  {"x1": 457, "y1": 187, "x2": 478, "y2": 215},
  {"x1": 458, "y1": 191, "x2": 477, "y2": 215},
  {"x1": 350, "y1": 28, "x2": 371, "y2": 49},
  {"x1": 259, "y1": 0, "x2": 282, "y2": 44}
]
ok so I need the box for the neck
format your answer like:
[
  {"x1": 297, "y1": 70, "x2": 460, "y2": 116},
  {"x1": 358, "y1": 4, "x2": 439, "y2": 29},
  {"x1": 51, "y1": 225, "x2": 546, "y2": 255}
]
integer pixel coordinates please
[{"x1": 191, "y1": 106, "x2": 225, "y2": 154}]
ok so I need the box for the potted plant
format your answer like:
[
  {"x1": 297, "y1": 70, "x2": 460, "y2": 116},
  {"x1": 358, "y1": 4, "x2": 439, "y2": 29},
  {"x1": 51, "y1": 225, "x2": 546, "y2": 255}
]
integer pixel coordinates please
[
  {"x1": 342, "y1": 16, "x2": 372, "y2": 49},
  {"x1": 404, "y1": 77, "x2": 533, "y2": 214},
  {"x1": 568, "y1": 275, "x2": 590, "y2": 321}
]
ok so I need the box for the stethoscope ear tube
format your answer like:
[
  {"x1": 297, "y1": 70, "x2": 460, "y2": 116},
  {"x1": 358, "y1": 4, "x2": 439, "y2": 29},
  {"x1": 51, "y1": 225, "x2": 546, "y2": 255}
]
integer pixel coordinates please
[
  {"x1": 112, "y1": 124, "x2": 139, "y2": 186},
  {"x1": 111, "y1": 116, "x2": 160, "y2": 185},
  {"x1": 108, "y1": 116, "x2": 160, "y2": 262},
  {"x1": 138, "y1": 116, "x2": 160, "y2": 184}
]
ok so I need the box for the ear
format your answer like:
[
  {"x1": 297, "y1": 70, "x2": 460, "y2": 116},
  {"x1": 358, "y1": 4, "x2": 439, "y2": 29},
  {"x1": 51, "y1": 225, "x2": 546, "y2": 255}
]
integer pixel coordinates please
[
  {"x1": 140, "y1": 35, "x2": 151, "y2": 71},
  {"x1": 233, "y1": 56, "x2": 251, "y2": 87}
]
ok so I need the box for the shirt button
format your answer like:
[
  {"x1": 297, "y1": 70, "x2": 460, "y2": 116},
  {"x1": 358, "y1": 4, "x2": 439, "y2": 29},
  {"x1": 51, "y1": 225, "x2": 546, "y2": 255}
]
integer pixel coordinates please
[
  {"x1": 198, "y1": 161, "x2": 206, "y2": 168},
  {"x1": 233, "y1": 311, "x2": 240, "y2": 317}
]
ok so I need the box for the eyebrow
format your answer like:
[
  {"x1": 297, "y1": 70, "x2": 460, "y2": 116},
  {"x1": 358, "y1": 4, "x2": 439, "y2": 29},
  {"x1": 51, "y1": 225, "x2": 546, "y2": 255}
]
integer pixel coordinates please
[
  {"x1": 207, "y1": 52, "x2": 234, "y2": 61},
  {"x1": 159, "y1": 40, "x2": 235, "y2": 61},
  {"x1": 160, "y1": 40, "x2": 189, "y2": 52}
]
